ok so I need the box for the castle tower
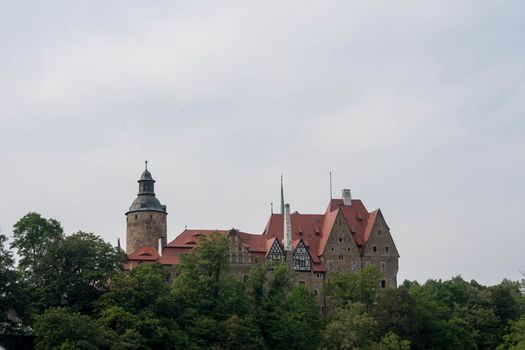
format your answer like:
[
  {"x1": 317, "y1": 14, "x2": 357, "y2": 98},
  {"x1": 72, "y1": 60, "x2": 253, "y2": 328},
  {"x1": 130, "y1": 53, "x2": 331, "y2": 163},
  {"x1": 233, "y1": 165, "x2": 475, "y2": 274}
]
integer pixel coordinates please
[{"x1": 126, "y1": 162, "x2": 167, "y2": 254}]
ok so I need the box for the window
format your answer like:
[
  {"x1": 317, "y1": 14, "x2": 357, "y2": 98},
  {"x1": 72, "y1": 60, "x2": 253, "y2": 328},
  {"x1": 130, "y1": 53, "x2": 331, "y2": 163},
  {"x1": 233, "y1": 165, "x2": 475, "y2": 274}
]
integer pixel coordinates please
[
  {"x1": 378, "y1": 229, "x2": 382, "y2": 236},
  {"x1": 338, "y1": 254, "x2": 344, "y2": 261},
  {"x1": 380, "y1": 262, "x2": 386, "y2": 272},
  {"x1": 298, "y1": 280, "x2": 306, "y2": 286},
  {"x1": 150, "y1": 215, "x2": 153, "y2": 219},
  {"x1": 293, "y1": 241, "x2": 311, "y2": 271},
  {"x1": 338, "y1": 236, "x2": 344, "y2": 243},
  {"x1": 331, "y1": 247, "x2": 335, "y2": 251},
  {"x1": 380, "y1": 280, "x2": 386, "y2": 288},
  {"x1": 316, "y1": 273, "x2": 322, "y2": 279},
  {"x1": 347, "y1": 247, "x2": 351, "y2": 252},
  {"x1": 313, "y1": 289, "x2": 319, "y2": 296},
  {"x1": 385, "y1": 246, "x2": 389, "y2": 254},
  {"x1": 135, "y1": 215, "x2": 138, "y2": 219},
  {"x1": 266, "y1": 240, "x2": 285, "y2": 264},
  {"x1": 327, "y1": 261, "x2": 334, "y2": 270},
  {"x1": 373, "y1": 246, "x2": 377, "y2": 252},
  {"x1": 243, "y1": 275, "x2": 249, "y2": 283},
  {"x1": 352, "y1": 261, "x2": 358, "y2": 271}
]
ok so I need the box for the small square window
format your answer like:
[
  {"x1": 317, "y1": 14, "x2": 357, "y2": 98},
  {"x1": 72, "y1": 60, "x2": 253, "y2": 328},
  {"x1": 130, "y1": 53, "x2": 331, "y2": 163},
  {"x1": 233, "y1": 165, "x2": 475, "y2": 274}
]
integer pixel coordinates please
[
  {"x1": 380, "y1": 280, "x2": 386, "y2": 288},
  {"x1": 331, "y1": 247, "x2": 335, "y2": 251},
  {"x1": 380, "y1": 262, "x2": 386, "y2": 272},
  {"x1": 299, "y1": 280, "x2": 306, "y2": 285},
  {"x1": 316, "y1": 273, "x2": 322, "y2": 279},
  {"x1": 338, "y1": 236, "x2": 344, "y2": 243},
  {"x1": 347, "y1": 247, "x2": 351, "y2": 252},
  {"x1": 385, "y1": 246, "x2": 389, "y2": 254},
  {"x1": 313, "y1": 289, "x2": 319, "y2": 296},
  {"x1": 338, "y1": 254, "x2": 344, "y2": 261},
  {"x1": 373, "y1": 246, "x2": 377, "y2": 252}
]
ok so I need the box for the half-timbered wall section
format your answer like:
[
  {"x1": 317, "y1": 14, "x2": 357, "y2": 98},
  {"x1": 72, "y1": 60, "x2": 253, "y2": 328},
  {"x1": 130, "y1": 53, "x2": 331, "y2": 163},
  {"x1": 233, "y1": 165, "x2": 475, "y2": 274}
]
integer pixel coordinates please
[
  {"x1": 293, "y1": 240, "x2": 311, "y2": 271},
  {"x1": 266, "y1": 239, "x2": 285, "y2": 264}
]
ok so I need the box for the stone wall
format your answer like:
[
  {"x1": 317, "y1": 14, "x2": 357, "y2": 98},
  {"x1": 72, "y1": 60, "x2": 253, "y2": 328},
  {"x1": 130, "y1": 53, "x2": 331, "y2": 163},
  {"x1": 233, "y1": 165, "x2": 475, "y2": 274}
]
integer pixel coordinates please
[{"x1": 126, "y1": 211, "x2": 167, "y2": 253}]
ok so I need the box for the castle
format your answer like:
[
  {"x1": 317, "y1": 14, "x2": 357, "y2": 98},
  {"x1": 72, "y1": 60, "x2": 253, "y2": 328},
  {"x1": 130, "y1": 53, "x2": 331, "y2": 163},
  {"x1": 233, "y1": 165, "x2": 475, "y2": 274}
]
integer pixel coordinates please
[{"x1": 124, "y1": 164, "x2": 400, "y2": 302}]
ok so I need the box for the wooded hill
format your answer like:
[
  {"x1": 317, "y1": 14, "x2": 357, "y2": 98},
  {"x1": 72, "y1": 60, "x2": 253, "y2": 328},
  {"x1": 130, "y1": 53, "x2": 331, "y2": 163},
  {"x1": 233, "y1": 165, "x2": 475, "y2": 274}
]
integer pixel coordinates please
[{"x1": 1, "y1": 212, "x2": 524, "y2": 349}]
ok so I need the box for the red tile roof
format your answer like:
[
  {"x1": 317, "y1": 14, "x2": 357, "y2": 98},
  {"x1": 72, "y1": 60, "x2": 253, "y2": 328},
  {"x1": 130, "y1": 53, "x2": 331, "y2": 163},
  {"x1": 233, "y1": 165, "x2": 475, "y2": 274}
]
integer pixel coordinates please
[
  {"x1": 128, "y1": 245, "x2": 160, "y2": 261},
  {"x1": 127, "y1": 198, "x2": 379, "y2": 272}
]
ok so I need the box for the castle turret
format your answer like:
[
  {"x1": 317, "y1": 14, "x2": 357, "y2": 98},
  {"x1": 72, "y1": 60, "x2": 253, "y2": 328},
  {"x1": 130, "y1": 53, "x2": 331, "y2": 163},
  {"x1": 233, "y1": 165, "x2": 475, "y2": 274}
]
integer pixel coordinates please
[{"x1": 126, "y1": 161, "x2": 167, "y2": 254}]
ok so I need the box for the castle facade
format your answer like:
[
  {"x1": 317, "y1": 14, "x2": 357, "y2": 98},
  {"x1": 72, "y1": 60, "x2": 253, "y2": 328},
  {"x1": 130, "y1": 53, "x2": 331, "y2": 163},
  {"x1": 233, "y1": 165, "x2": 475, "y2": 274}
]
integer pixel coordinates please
[{"x1": 124, "y1": 165, "x2": 400, "y2": 303}]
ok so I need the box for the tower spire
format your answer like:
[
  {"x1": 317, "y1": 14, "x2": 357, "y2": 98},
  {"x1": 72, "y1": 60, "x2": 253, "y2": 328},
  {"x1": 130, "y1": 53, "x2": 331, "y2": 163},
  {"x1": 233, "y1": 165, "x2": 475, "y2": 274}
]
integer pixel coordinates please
[
  {"x1": 145, "y1": 160, "x2": 148, "y2": 170},
  {"x1": 280, "y1": 174, "x2": 285, "y2": 214}
]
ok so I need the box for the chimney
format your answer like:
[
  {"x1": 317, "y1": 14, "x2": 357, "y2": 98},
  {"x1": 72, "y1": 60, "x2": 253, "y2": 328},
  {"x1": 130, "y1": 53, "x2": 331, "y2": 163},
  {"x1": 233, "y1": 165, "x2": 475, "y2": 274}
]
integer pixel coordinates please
[
  {"x1": 342, "y1": 189, "x2": 352, "y2": 206},
  {"x1": 283, "y1": 203, "x2": 292, "y2": 251}
]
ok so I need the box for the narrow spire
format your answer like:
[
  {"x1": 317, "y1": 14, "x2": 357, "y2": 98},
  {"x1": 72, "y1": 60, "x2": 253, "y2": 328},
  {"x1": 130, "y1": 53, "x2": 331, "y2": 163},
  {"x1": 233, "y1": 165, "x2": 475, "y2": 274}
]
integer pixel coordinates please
[
  {"x1": 329, "y1": 171, "x2": 333, "y2": 200},
  {"x1": 280, "y1": 174, "x2": 285, "y2": 214},
  {"x1": 271, "y1": 202, "x2": 274, "y2": 214},
  {"x1": 117, "y1": 238, "x2": 121, "y2": 250},
  {"x1": 145, "y1": 160, "x2": 148, "y2": 170}
]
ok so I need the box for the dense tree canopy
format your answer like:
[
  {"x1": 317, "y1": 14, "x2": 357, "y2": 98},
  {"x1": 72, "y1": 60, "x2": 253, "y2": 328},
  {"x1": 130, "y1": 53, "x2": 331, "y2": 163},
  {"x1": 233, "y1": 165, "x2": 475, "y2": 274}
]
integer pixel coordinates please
[{"x1": 3, "y1": 212, "x2": 525, "y2": 349}]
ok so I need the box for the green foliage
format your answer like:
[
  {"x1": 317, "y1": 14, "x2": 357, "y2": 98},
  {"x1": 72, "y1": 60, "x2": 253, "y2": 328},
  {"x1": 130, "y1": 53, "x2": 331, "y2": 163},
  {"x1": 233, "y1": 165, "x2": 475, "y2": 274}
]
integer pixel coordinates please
[
  {"x1": 98, "y1": 263, "x2": 187, "y2": 349},
  {"x1": 34, "y1": 307, "x2": 108, "y2": 350},
  {"x1": 374, "y1": 332, "x2": 411, "y2": 350},
  {"x1": 0, "y1": 233, "x2": 25, "y2": 333},
  {"x1": 11, "y1": 212, "x2": 63, "y2": 274},
  {"x1": 322, "y1": 303, "x2": 378, "y2": 350},
  {"x1": 7, "y1": 212, "x2": 525, "y2": 349},
  {"x1": 372, "y1": 287, "x2": 418, "y2": 341},
  {"x1": 34, "y1": 231, "x2": 124, "y2": 313},
  {"x1": 326, "y1": 266, "x2": 381, "y2": 312},
  {"x1": 498, "y1": 314, "x2": 525, "y2": 350}
]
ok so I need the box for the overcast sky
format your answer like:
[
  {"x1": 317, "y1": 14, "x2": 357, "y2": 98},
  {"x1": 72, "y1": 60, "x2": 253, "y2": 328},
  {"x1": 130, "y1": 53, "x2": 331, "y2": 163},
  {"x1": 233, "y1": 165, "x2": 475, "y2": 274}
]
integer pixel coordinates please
[{"x1": 1, "y1": 1, "x2": 524, "y2": 285}]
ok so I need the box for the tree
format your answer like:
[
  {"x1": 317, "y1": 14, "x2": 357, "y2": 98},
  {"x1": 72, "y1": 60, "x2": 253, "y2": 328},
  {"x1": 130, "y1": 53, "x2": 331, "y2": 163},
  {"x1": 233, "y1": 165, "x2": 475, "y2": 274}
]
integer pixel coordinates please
[
  {"x1": 97, "y1": 263, "x2": 188, "y2": 349},
  {"x1": 31, "y1": 231, "x2": 124, "y2": 314},
  {"x1": 326, "y1": 266, "x2": 381, "y2": 312},
  {"x1": 374, "y1": 332, "x2": 411, "y2": 350},
  {"x1": 0, "y1": 233, "x2": 25, "y2": 334},
  {"x1": 372, "y1": 287, "x2": 418, "y2": 341},
  {"x1": 11, "y1": 212, "x2": 63, "y2": 274},
  {"x1": 34, "y1": 308, "x2": 108, "y2": 350},
  {"x1": 498, "y1": 314, "x2": 525, "y2": 350},
  {"x1": 322, "y1": 303, "x2": 378, "y2": 350}
]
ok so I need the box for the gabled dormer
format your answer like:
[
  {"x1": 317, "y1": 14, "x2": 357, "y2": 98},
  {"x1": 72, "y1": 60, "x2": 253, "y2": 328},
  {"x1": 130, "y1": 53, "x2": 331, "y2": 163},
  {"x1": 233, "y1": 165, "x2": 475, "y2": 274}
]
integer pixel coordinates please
[
  {"x1": 293, "y1": 239, "x2": 312, "y2": 272},
  {"x1": 266, "y1": 238, "x2": 285, "y2": 264}
]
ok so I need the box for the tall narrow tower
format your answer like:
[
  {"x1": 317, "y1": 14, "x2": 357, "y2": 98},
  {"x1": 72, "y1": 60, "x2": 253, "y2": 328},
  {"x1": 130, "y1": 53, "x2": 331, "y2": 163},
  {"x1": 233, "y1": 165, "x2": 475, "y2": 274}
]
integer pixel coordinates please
[{"x1": 126, "y1": 162, "x2": 167, "y2": 254}]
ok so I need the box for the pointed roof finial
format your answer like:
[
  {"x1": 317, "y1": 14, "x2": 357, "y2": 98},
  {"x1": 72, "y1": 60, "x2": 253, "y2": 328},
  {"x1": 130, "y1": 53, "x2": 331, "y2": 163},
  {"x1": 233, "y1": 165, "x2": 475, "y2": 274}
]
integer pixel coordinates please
[
  {"x1": 117, "y1": 238, "x2": 121, "y2": 250},
  {"x1": 145, "y1": 160, "x2": 148, "y2": 170},
  {"x1": 280, "y1": 174, "x2": 285, "y2": 215},
  {"x1": 271, "y1": 202, "x2": 274, "y2": 214}
]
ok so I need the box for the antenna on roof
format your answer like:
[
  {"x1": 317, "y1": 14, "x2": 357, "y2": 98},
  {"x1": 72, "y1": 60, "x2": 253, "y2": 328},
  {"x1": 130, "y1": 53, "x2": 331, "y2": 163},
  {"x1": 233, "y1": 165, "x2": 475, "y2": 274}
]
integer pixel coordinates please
[
  {"x1": 329, "y1": 171, "x2": 333, "y2": 200},
  {"x1": 280, "y1": 174, "x2": 285, "y2": 214},
  {"x1": 145, "y1": 160, "x2": 148, "y2": 170}
]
